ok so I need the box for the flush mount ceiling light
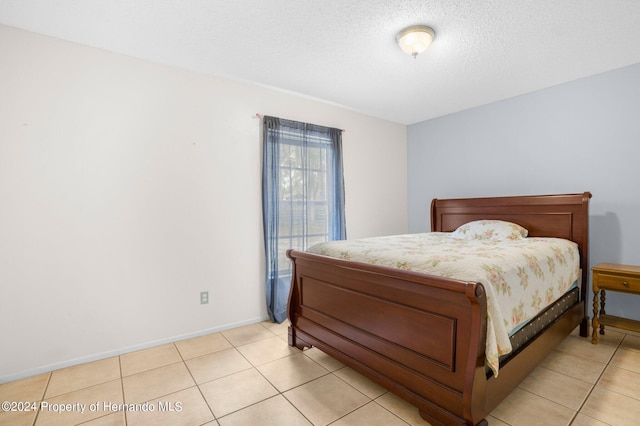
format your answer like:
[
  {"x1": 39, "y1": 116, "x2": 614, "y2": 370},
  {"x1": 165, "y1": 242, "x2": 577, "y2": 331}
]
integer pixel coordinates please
[{"x1": 396, "y1": 25, "x2": 435, "y2": 58}]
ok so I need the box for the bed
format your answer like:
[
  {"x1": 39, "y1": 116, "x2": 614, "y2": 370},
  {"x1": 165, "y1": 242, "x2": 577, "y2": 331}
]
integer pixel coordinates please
[{"x1": 286, "y1": 192, "x2": 591, "y2": 426}]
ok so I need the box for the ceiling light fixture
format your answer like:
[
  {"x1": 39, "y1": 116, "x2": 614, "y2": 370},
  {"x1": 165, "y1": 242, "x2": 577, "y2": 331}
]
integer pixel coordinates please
[{"x1": 396, "y1": 25, "x2": 435, "y2": 58}]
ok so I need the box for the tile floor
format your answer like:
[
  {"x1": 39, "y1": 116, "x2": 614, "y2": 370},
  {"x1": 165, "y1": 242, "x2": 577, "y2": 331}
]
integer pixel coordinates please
[{"x1": 1, "y1": 322, "x2": 640, "y2": 426}]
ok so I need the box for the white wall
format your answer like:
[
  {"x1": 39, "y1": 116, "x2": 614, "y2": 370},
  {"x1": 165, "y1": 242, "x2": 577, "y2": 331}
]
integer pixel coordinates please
[
  {"x1": 407, "y1": 63, "x2": 640, "y2": 321},
  {"x1": 0, "y1": 24, "x2": 407, "y2": 382}
]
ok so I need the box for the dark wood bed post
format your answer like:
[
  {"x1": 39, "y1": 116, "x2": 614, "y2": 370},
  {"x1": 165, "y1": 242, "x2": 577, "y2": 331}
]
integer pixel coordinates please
[
  {"x1": 579, "y1": 191, "x2": 592, "y2": 338},
  {"x1": 580, "y1": 192, "x2": 591, "y2": 337},
  {"x1": 287, "y1": 252, "x2": 311, "y2": 350},
  {"x1": 462, "y1": 283, "x2": 489, "y2": 426}
]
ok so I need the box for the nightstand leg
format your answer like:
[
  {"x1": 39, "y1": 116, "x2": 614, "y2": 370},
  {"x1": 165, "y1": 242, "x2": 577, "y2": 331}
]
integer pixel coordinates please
[
  {"x1": 592, "y1": 290, "x2": 599, "y2": 344},
  {"x1": 600, "y1": 289, "x2": 606, "y2": 335}
]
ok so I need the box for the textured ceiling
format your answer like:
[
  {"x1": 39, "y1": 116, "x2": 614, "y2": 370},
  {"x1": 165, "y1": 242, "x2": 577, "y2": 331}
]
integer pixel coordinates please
[{"x1": 1, "y1": 0, "x2": 639, "y2": 125}]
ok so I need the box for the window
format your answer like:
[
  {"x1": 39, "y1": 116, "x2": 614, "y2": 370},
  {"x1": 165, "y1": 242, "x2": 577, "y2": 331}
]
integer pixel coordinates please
[{"x1": 262, "y1": 116, "x2": 345, "y2": 323}]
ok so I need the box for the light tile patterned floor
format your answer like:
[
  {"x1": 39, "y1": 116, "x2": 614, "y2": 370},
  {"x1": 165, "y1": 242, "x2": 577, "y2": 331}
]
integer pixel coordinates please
[{"x1": 1, "y1": 322, "x2": 640, "y2": 425}]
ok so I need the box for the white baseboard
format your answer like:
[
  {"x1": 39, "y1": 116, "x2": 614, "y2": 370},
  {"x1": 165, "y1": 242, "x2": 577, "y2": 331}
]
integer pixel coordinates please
[{"x1": 0, "y1": 316, "x2": 269, "y2": 384}]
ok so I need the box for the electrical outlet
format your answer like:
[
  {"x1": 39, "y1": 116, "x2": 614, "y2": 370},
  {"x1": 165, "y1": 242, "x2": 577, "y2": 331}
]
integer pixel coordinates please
[{"x1": 200, "y1": 291, "x2": 209, "y2": 304}]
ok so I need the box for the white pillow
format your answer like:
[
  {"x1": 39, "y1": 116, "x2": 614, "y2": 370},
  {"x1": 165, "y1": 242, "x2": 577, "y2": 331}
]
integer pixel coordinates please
[{"x1": 451, "y1": 220, "x2": 528, "y2": 241}]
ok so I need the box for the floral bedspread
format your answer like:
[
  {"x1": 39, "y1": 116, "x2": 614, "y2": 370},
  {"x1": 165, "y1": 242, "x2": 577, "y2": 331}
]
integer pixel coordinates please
[{"x1": 307, "y1": 233, "x2": 580, "y2": 376}]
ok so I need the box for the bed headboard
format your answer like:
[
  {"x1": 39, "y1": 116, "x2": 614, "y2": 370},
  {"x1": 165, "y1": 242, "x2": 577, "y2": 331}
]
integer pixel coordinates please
[{"x1": 431, "y1": 192, "x2": 592, "y2": 294}]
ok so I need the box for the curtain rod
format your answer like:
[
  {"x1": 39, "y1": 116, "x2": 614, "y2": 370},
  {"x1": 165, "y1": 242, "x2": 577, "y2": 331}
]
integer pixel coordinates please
[{"x1": 255, "y1": 113, "x2": 345, "y2": 133}]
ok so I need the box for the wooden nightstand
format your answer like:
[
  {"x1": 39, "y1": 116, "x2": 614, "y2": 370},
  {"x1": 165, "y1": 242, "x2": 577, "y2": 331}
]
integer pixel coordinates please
[{"x1": 592, "y1": 263, "x2": 640, "y2": 344}]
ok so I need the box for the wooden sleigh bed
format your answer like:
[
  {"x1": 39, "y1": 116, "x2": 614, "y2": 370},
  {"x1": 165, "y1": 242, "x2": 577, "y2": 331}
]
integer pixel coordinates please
[{"x1": 286, "y1": 192, "x2": 591, "y2": 426}]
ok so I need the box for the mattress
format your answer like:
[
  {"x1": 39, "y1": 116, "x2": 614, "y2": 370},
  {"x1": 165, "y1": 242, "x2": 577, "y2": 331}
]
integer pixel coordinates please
[{"x1": 307, "y1": 232, "x2": 580, "y2": 375}]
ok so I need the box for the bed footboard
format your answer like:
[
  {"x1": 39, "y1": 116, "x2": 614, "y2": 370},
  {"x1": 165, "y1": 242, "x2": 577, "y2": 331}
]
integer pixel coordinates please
[{"x1": 287, "y1": 249, "x2": 490, "y2": 426}]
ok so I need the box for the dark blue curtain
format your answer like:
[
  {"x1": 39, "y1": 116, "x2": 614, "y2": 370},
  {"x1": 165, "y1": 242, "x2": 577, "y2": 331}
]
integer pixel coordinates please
[{"x1": 262, "y1": 116, "x2": 346, "y2": 323}]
